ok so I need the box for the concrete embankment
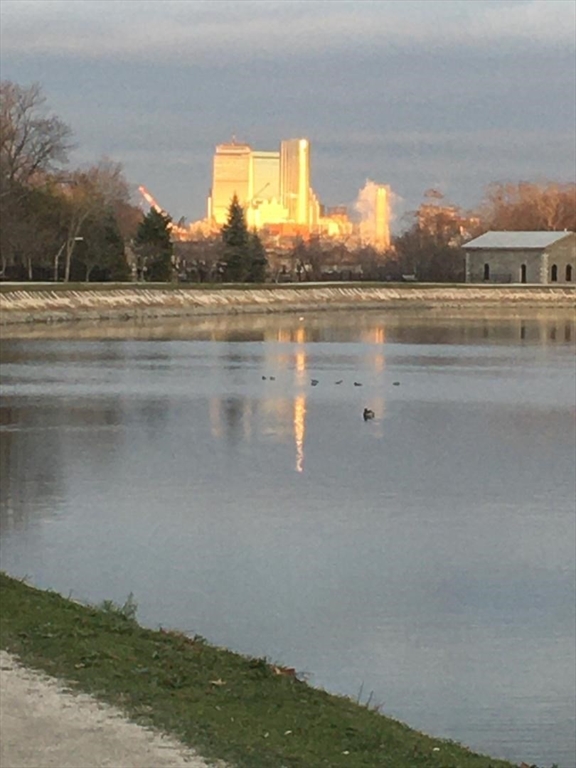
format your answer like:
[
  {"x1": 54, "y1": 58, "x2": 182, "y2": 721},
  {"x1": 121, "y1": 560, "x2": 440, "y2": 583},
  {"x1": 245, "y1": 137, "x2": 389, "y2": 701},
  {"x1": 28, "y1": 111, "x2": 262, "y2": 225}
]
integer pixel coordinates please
[{"x1": 0, "y1": 283, "x2": 574, "y2": 325}]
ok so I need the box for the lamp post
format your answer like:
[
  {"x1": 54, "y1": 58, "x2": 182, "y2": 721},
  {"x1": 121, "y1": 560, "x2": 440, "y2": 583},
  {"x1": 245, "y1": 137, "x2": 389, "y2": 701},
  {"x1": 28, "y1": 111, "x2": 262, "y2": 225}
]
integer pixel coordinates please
[{"x1": 54, "y1": 236, "x2": 83, "y2": 282}]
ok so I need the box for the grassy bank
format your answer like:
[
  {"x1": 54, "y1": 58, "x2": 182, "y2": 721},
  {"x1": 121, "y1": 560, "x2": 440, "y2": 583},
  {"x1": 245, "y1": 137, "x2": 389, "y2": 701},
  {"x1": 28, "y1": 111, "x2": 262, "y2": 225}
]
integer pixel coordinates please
[{"x1": 0, "y1": 573, "x2": 520, "y2": 768}]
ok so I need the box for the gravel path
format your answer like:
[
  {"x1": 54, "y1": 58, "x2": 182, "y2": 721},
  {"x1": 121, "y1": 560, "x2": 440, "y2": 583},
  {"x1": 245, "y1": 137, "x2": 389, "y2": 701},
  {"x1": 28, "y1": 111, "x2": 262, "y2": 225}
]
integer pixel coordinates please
[{"x1": 0, "y1": 651, "x2": 225, "y2": 768}]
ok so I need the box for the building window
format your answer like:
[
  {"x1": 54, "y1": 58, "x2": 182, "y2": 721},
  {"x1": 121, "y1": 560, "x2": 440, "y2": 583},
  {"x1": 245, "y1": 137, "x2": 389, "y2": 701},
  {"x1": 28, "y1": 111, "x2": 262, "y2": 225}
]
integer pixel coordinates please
[
  {"x1": 483, "y1": 263, "x2": 490, "y2": 281},
  {"x1": 551, "y1": 264, "x2": 558, "y2": 282},
  {"x1": 567, "y1": 264, "x2": 573, "y2": 282},
  {"x1": 520, "y1": 264, "x2": 527, "y2": 283}
]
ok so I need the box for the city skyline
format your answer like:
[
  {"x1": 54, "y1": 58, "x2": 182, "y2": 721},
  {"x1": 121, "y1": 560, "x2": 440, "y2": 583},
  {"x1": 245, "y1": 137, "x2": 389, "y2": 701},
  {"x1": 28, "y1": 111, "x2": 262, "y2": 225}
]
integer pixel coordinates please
[
  {"x1": 1, "y1": 0, "x2": 574, "y2": 227},
  {"x1": 206, "y1": 137, "x2": 390, "y2": 247}
]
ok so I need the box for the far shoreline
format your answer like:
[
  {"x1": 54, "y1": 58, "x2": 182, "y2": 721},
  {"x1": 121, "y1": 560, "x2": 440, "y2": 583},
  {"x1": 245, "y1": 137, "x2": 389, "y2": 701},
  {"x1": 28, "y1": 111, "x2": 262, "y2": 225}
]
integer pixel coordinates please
[{"x1": 1, "y1": 282, "x2": 574, "y2": 329}]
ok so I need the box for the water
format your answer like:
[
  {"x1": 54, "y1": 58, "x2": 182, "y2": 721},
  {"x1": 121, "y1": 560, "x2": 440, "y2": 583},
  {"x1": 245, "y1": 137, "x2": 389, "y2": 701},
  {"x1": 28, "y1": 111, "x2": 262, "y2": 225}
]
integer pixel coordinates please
[{"x1": 1, "y1": 310, "x2": 575, "y2": 767}]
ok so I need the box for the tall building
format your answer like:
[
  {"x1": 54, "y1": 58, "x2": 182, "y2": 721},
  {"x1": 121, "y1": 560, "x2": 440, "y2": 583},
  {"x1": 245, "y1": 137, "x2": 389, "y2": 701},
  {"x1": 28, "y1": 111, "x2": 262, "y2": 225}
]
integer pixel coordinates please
[
  {"x1": 250, "y1": 151, "x2": 280, "y2": 203},
  {"x1": 245, "y1": 150, "x2": 286, "y2": 228},
  {"x1": 357, "y1": 181, "x2": 391, "y2": 251},
  {"x1": 280, "y1": 139, "x2": 310, "y2": 226},
  {"x1": 374, "y1": 185, "x2": 391, "y2": 251},
  {"x1": 210, "y1": 142, "x2": 251, "y2": 225}
]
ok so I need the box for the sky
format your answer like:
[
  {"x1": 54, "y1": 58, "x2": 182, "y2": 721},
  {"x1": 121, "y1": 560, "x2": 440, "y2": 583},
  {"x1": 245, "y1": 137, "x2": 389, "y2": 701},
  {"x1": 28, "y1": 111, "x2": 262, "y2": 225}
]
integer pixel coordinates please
[{"x1": 1, "y1": 0, "x2": 575, "y2": 228}]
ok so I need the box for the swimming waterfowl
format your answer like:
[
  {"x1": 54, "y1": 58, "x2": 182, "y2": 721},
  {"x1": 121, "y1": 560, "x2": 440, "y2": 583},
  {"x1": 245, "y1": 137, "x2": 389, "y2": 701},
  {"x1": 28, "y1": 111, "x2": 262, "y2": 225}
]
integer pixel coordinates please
[
  {"x1": 363, "y1": 408, "x2": 375, "y2": 421},
  {"x1": 354, "y1": 382, "x2": 363, "y2": 387},
  {"x1": 311, "y1": 379, "x2": 319, "y2": 386}
]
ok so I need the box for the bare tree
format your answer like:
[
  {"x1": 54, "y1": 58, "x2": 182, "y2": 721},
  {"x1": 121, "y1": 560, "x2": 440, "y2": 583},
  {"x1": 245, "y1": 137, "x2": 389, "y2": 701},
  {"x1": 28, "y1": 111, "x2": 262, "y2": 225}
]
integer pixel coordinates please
[
  {"x1": 479, "y1": 181, "x2": 576, "y2": 232},
  {"x1": 0, "y1": 81, "x2": 73, "y2": 193},
  {"x1": 56, "y1": 159, "x2": 130, "y2": 281}
]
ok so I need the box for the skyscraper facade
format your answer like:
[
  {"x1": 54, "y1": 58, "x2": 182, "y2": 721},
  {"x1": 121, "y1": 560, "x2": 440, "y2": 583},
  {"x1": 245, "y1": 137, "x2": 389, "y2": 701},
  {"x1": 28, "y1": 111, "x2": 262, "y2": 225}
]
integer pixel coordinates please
[
  {"x1": 357, "y1": 181, "x2": 391, "y2": 251},
  {"x1": 280, "y1": 139, "x2": 310, "y2": 226},
  {"x1": 250, "y1": 151, "x2": 280, "y2": 203},
  {"x1": 210, "y1": 142, "x2": 251, "y2": 225},
  {"x1": 374, "y1": 185, "x2": 391, "y2": 251}
]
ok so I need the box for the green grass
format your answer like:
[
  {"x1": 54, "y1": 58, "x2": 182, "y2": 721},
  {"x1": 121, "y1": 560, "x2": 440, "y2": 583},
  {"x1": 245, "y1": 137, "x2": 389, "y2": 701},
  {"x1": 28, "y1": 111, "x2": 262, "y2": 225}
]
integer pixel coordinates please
[{"x1": 0, "y1": 573, "x2": 522, "y2": 768}]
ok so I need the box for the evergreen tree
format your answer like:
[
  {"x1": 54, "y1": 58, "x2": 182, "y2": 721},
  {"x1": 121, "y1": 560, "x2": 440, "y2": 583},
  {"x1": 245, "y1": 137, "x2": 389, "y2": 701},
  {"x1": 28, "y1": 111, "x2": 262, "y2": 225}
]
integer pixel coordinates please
[
  {"x1": 134, "y1": 208, "x2": 173, "y2": 282},
  {"x1": 221, "y1": 195, "x2": 250, "y2": 282},
  {"x1": 221, "y1": 196, "x2": 268, "y2": 282},
  {"x1": 246, "y1": 231, "x2": 268, "y2": 283}
]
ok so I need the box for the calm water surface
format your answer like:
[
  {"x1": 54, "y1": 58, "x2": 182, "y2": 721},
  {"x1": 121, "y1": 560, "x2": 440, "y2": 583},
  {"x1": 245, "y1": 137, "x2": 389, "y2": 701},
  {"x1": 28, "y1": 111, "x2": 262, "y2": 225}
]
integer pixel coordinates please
[{"x1": 1, "y1": 310, "x2": 575, "y2": 767}]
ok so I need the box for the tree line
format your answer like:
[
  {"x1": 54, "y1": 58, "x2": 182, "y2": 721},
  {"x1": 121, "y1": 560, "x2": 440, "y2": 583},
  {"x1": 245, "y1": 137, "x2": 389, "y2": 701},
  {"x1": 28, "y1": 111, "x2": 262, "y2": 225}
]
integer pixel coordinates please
[
  {"x1": 1, "y1": 80, "x2": 574, "y2": 284},
  {"x1": 0, "y1": 80, "x2": 268, "y2": 283}
]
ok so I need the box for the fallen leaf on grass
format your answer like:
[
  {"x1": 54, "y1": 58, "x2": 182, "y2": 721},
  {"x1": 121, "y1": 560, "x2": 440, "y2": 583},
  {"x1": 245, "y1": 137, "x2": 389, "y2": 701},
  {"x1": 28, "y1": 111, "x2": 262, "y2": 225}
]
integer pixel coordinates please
[{"x1": 272, "y1": 665, "x2": 298, "y2": 678}]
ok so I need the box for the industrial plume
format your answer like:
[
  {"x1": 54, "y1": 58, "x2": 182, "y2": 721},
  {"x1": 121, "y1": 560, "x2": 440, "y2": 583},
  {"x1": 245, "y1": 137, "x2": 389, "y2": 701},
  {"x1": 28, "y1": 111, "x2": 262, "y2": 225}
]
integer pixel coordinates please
[{"x1": 354, "y1": 179, "x2": 392, "y2": 251}]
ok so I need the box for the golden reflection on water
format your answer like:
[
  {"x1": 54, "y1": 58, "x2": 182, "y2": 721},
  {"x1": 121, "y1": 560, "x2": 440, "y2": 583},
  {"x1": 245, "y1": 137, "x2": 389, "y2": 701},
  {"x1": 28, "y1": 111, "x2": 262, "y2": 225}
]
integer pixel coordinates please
[
  {"x1": 294, "y1": 325, "x2": 308, "y2": 471},
  {"x1": 294, "y1": 394, "x2": 307, "y2": 473},
  {"x1": 364, "y1": 326, "x2": 386, "y2": 372}
]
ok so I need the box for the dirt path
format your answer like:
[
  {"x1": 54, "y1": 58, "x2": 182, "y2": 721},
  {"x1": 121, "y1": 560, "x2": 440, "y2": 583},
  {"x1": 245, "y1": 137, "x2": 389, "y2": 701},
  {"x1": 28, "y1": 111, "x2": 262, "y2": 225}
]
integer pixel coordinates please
[{"x1": 0, "y1": 651, "x2": 226, "y2": 768}]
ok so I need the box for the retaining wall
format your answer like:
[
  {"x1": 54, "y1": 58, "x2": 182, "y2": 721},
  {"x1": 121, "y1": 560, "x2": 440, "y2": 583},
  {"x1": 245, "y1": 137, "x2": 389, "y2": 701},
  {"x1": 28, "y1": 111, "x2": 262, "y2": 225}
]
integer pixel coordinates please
[{"x1": 0, "y1": 283, "x2": 574, "y2": 325}]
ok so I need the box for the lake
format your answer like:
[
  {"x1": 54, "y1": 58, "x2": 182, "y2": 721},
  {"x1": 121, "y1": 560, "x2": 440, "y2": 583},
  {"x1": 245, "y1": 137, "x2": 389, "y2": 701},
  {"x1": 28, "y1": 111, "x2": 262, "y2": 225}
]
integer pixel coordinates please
[{"x1": 1, "y1": 309, "x2": 575, "y2": 767}]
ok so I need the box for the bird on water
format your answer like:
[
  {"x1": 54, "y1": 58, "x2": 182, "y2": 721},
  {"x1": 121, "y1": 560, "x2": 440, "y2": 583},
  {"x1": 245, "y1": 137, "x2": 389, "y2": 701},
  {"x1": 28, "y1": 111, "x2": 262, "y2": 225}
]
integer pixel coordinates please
[
  {"x1": 311, "y1": 379, "x2": 319, "y2": 386},
  {"x1": 363, "y1": 408, "x2": 375, "y2": 421}
]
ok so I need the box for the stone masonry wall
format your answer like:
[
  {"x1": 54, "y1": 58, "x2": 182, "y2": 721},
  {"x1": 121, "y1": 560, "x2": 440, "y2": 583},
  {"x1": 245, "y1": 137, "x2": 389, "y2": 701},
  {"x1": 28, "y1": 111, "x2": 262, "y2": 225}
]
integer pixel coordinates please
[
  {"x1": 547, "y1": 236, "x2": 576, "y2": 284},
  {"x1": 466, "y1": 234, "x2": 576, "y2": 284},
  {"x1": 1, "y1": 284, "x2": 574, "y2": 326}
]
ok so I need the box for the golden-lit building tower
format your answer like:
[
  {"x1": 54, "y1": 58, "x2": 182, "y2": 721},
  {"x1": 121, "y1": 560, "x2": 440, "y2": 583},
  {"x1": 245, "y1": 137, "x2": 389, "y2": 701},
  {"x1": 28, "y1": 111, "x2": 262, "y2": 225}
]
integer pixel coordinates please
[
  {"x1": 309, "y1": 189, "x2": 320, "y2": 231},
  {"x1": 280, "y1": 138, "x2": 310, "y2": 226},
  {"x1": 358, "y1": 181, "x2": 391, "y2": 251},
  {"x1": 210, "y1": 141, "x2": 252, "y2": 225},
  {"x1": 250, "y1": 151, "x2": 280, "y2": 202},
  {"x1": 374, "y1": 184, "x2": 391, "y2": 251},
  {"x1": 246, "y1": 150, "x2": 287, "y2": 228}
]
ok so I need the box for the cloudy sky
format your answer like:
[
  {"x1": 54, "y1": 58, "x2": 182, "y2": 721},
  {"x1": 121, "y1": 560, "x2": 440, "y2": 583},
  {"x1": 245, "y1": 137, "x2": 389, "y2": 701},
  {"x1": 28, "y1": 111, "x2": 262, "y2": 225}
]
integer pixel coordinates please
[{"x1": 1, "y1": 0, "x2": 575, "y2": 227}]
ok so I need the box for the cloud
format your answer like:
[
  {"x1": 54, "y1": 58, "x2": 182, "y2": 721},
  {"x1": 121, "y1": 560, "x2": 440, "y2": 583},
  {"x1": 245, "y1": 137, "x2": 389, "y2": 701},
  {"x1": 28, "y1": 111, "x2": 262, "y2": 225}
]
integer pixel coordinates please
[
  {"x1": 1, "y1": 0, "x2": 573, "y2": 223},
  {"x1": 1, "y1": 0, "x2": 574, "y2": 63}
]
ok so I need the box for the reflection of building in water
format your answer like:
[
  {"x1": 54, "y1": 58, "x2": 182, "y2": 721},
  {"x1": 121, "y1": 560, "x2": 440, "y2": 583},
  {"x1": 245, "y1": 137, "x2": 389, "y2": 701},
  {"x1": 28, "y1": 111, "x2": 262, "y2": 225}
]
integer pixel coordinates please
[
  {"x1": 294, "y1": 326, "x2": 307, "y2": 384},
  {"x1": 294, "y1": 394, "x2": 306, "y2": 473},
  {"x1": 361, "y1": 326, "x2": 386, "y2": 372},
  {"x1": 293, "y1": 327, "x2": 308, "y2": 470},
  {"x1": 208, "y1": 325, "x2": 310, "y2": 470}
]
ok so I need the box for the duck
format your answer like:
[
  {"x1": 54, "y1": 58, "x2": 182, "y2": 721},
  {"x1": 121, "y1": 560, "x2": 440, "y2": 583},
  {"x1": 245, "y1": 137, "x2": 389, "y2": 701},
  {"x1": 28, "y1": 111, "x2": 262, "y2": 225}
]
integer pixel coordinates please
[
  {"x1": 354, "y1": 382, "x2": 363, "y2": 387},
  {"x1": 363, "y1": 408, "x2": 375, "y2": 421},
  {"x1": 311, "y1": 379, "x2": 319, "y2": 386},
  {"x1": 334, "y1": 380, "x2": 343, "y2": 385}
]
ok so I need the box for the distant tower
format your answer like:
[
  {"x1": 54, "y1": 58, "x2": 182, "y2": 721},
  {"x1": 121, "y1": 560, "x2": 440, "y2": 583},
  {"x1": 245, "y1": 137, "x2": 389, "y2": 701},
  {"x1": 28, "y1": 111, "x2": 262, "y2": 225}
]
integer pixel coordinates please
[
  {"x1": 374, "y1": 185, "x2": 391, "y2": 251},
  {"x1": 280, "y1": 138, "x2": 310, "y2": 226},
  {"x1": 250, "y1": 151, "x2": 281, "y2": 203},
  {"x1": 357, "y1": 181, "x2": 391, "y2": 252},
  {"x1": 211, "y1": 141, "x2": 252, "y2": 225}
]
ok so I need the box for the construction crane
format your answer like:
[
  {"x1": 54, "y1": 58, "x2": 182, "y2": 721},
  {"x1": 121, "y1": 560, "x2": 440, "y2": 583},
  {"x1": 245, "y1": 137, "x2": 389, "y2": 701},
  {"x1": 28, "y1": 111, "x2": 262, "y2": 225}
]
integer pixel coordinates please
[
  {"x1": 249, "y1": 182, "x2": 270, "y2": 208},
  {"x1": 138, "y1": 185, "x2": 165, "y2": 215},
  {"x1": 137, "y1": 185, "x2": 190, "y2": 240}
]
